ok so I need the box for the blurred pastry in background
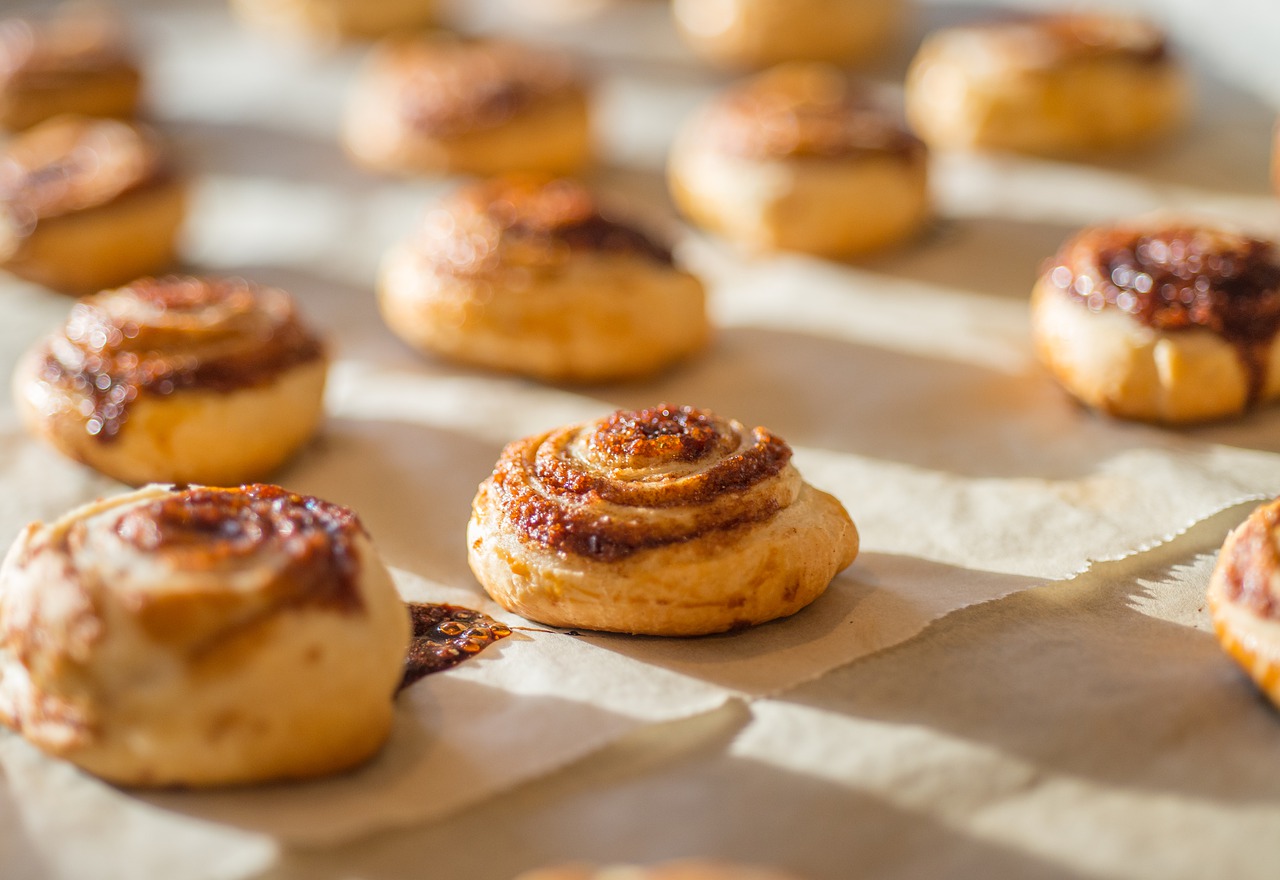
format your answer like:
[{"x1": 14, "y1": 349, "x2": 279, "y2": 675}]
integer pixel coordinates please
[
  {"x1": 229, "y1": 0, "x2": 438, "y2": 44},
  {"x1": 1031, "y1": 220, "x2": 1280, "y2": 424},
  {"x1": 905, "y1": 12, "x2": 1189, "y2": 156},
  {"x1": 0, "y1": 3, "x2": 142, "y2": 132},
  {"x1": 378, "y1": 175, "x2": 708, "y2": 382},
  {"x1": 14, "y1": 275, "x2": 328, "y2": 485},
  {"x1": 342, "y1": 36, "x2": 592, "y2": 177},
  {"x1": 0, "y1": 482, "x2": 410, "y2": 787},
  {"x1": 0, "y1": 115, "x2": 185, "y2": 294},
  {"x1": 668, "y1": 62, "x2": 929, "y2": 258},
  {"x1": 468, "y1": 402, "x2": 859, "y2": 636},
  {"x1": 672, "y1": 0, "x2": 902, "y2": 68}
]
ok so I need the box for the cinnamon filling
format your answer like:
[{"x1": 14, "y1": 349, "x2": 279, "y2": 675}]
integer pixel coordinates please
[
  {"x1": 39, "y1": 276, "x2": 325, "y2": 442},
  {"x1": 400, "y1": 603, "x2": 511, "y2": 690},
  {"x1": 115, "y1": 484, "x2": 367, "y2": 613},
  {"x1": 490, "y1": 404, "x2": 793, "y2": 561},
  {"x1": 1048, "y1": 226, "x2": 1280, "y2": 404},
  {"x1": 1218, "y1": 502, "x2": 1280, "y2": 620}
]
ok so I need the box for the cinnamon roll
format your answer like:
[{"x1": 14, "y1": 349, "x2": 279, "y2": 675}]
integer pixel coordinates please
[
  {"x1": 0, "y1": 4, "x2": 142, "y2": 132},
  {"x1": 0, "y1": 115, "x2": 185, "y2": 294},
  {"x1": 667, "y1": 63, "x2": 929, "y2": 258},
  {"x1": 378, "y1": 176, "x2": 709, "y2": 383},
  {"x1": 904, "y1": 13, "x2": 1189, "y2": 155},
  {"x1": 13, "y1": 275, "x2": 328, "y2": 485},
  {"x1": 673, "y1": 0, "x2": 902, "y2": 68},
  {"x1": 1031, "y1": 221, "x2": 1280, "y2": 424},
  {"x1": 468, "y1": 404, "x2": 859, "y2": 636},
  {"x1": 1207, "y1": 499, "x2": 1280, "y2": 710},
  {"x1": 230, "y1": 0, "x2": 437, "y2": 43},
  {"x1": 517, "y1": 861, "x2": 802, "y2": 880},
  {"x1": 0, "y1": 483, "x2": 410, "y2": 787},
  {"x1": 342, "y1": 36, "x2": 592, "y2": 177}
]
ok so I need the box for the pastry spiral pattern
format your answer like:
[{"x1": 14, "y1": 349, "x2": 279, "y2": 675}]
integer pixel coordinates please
[
  {"x1": 0, "y1": 483, "x2": 410, "y2": 786},
  {"x1": 0, "y1": 116, "x2": 184, "y2": 291},
  {"x1": 15, "y1": 275, "x2": 328, "y2": 485},
  {"x1": 468, "y1": 404, "x2": 858, "y2": 636},
  {"x1": 1208, "y1": 499, "x2": 1280, "y2": 709}
]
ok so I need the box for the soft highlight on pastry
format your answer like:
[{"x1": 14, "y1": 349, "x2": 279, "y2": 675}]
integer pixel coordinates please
[
  {"x1": 905, "y1": 13, "x2": 1189, "y2": 155},
  {"x1": 342, "y1": 36, "x2": 592, "y2": 177},
  {"x1": 378, "y1": 175, "x2": 709, "y2": 383},
  {"x1": 0, "y1": 483, "x2": 411, "y2": 787},
  {"x1": 673, "y1": 0, "x2": 902, "y2": 68},
  {"x1": 1208, "y1": 499, "x2": 1280, "y2": 710},
  {"x1": 230, "y1": 0, "x2": 438, "y2": 43},
  {"x1": 468, "y1": 404, "x2": 858, "y2": 636},
  {"x1": 1031, "y1": 221, "x2": 1280, "y2": 423},
  {"x1": 668, "y1": 62, "x2": 929, "y2": 258},
  {"x1": 0, "y1": 5, "x2": 142, "y2": 131},
  {"x1": 14, "y1": 275, "x2": 328, "y2": 485},
  {"x1": 517, "y1": 860, "x2": 803, "y2": 880},
  {"x1": 0, "y1": 115, "x2": 185, "y2": 293}
]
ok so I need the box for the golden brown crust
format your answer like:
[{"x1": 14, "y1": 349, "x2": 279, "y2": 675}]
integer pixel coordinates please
[
  {"x1": 0, "y1": 484, "x2": 411, "y2": 787},
  {"x1": 343, "y1": 36, "x2": 592, "y2": 177},
  {"x1": 668, "y1": 63, "x2": 929, "y2": 258},
  {"x1": 15, "y1": 275, "x2": 329, "y2": 485},
  {"x1": 1032, "y1": 221, "x2": 1280, "y2": 423},
  {"x1": 905, "y1": 12, "x2": 1187, "y2": 155},
  {"x1": 468, "y1": 404, "x2": 858, "y2": 636},
  {"x1": 0, "y1": 116, "x2": 184, "y2": 292},
  {"x1": 1208, "y1": 500, "x2": 1280, "y2": 709},
  {"x1": 378, "y1": 178, "x2": 708, "y2": 383},
  {"x1": 0, "y1": 6, "x2": 141, "y2": 130}
]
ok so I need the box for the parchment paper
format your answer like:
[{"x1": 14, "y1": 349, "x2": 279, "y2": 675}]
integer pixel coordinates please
[{"x1": 2, "y1": 0, "x2": 1280, "y2": 877}]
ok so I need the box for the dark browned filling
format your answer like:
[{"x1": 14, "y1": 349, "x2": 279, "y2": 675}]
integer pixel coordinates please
[
  {"x1": 40, "y1": 278, "x2": 324, "y2": 443},
  {"x1": 400, "y1": 603, "x2": 511, "y2": 690},
  {"x1": 395, "y1": 42, "x2": 579, "y2": 138},
  {"x1": 1050, "y1": 228, "x2": 1280, "y2": 404},
  {"x1": 539, "y1": 213, "x2": 673, "y2": 266},
  {"x1": 1219, "y1": 502, "x2": 1280, "y2": 620},
  {"x1": 705, "y1": 73, "x2": 923, "y2": 162},
  {"x1": 492, "y1": 405, "x2": 792, "y2": 561},
  {"x1": 115, "y1": 484, "x2": 367, "y2": 613}
]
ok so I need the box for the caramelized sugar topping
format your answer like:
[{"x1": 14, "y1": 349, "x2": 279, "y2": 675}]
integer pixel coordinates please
[
  {"x1": 40, "y1": 276, "x2": 325, "y2": 442},
  {"x1": 487, "y1": 404, "x2": 794, "y2": 561}
]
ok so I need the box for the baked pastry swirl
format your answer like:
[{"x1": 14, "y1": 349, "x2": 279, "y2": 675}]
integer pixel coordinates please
[
  {"x1": 468, "y1": 404, "x2": 859, "y2": 636},
  {"x1": 0, "y1": 483, "x2": 410, "y2": 787},
  {"x1": 668, "y1": 63, "x2": 929, "y2": 258},
  {"x1": 1031, "y1": 221, "x2": 1280, "y2": 423},
  {"x1": 342, "y1": 36, "x2": 591, "y2": 177},
  {"x1": 0, "y1": 115, "x2": 185, "y2": 293},
  {"x1": 673, "y1": 0, "x2": 902, "y2": 68},
  {"x1": 0, "y1": 4, "x2": 142, "y2": 131},
  {"x1": 378, "y1": 176, "x2": 709, "y2": 382},
  {"x1": 1208, "y1": 499, "x2": 1280, "y2": 709},
  {"x1": 14, "y1": 275, "x2": 328, "y2": 485},
  {"x1": 905, "y1": 13, "x2": 1189, "y2": 155},
  {"x1": 230, "y1": 0, "x2": 437, "y2": 43}
]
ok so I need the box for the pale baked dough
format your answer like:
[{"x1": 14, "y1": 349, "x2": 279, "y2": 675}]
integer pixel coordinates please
[
  {"x1": 0, "y1": 484, "x2": 411, "y2": 787},
  {"x1": 0, "y1": 5, "x2": 142, "y2": 131},
  {"x1": 673, "y1": 0, "x2": 902, "y2": 67},
  {"x1": 518, "y1": 861, "x2": 802, "y2": 880},
  {"x1": 230, "y1": 0, "x2": 437, "y2": 42},
  {"x1": 905, "y1": 13, "x2": 1189, "y2": 155},
  {"x1": 14, "y1": 276, "x2": 328, "y2": 485},
  {"x1": 1207, "y1": 499, "x2": 1280, "y2": 709},
  {"x1": 0, "y1": 116, "x2": 186, "y2": 295},
  {"x1": 342, "y1": 37, "x2": 591, "y2": 177},
  {"x1": 378, "y1": 177, "x2": 709, "y2": 383},
  {"x1": 668, "y1": 63, "x2": 929, "y2": 258},
  {"x1": 1030, "y1": 223, "x2": 1280, "y2": 424},
  {"x1": 468, "y1": 405, "x2": 859, "y2": 636}
]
